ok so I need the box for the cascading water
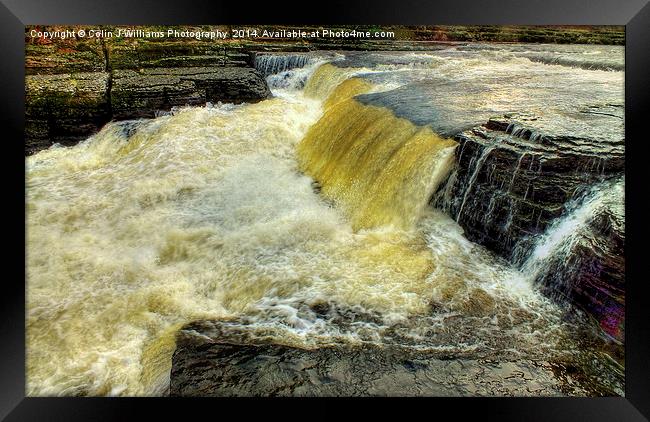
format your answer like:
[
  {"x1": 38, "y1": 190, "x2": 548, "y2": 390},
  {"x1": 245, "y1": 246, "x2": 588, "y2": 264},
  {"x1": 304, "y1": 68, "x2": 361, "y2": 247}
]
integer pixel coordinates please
[
  {"x1": 517, "y1": 178, "x2": 624, "y2": 277},
  {"x1": 454, "y1": 144, "x2": 496, "y2": 222},
  {"x1": 297, "y1": 64, "x2": 458, "y2": 230},
  {"x1": 515, "y1": 177, "x2": 625, "y2": 341},
  {"x1": 255, "y1": 53, "x2": 343, "y2": 91},
  {"x1": 254, "y1": 53, "x2": 314, "y2": 77},
  {"x1": 26, "y1": 46, "x2": 625, "y2": 397}
]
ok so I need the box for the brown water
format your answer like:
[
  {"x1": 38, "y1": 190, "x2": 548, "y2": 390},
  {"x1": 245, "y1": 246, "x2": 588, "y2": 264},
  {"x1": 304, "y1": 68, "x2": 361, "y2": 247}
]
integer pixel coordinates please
[{"x1": 26, "y1": 47, "x2": 624, "y2": 396}]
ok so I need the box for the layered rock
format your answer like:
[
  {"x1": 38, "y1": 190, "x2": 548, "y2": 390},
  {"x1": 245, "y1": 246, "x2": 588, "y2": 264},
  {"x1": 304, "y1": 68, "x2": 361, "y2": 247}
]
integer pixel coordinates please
[
  {"x1": 433, "y1": 113, "x2": 624, "y2": 260},
  {"x1": 25, "y1": 32, "x2": 287, "y2": 154},
  {"x1": 25, "y1": 72, "x2": 111, "y2": 154},
  {"x1": 170, "y1": 320, "x2": 615, "y2": 397},
  {"x1": 111, "y1": 67, "x2": 270, "y2": 120},
  {"x1": 25, "y1": 67, "x2": 270, "y2": 153}
]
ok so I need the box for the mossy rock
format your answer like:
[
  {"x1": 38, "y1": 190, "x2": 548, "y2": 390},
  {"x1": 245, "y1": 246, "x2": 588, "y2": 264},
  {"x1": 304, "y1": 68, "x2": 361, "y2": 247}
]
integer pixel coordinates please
[{"x1": 25, "y1": 72, "x2": 110, "y2": 118}]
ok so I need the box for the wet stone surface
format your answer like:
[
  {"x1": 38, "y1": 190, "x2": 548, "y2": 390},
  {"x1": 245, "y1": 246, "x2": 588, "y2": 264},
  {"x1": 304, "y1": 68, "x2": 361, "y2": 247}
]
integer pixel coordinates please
[
  {"x1": 433, "y1": 113, "x2": 624, "y2": 260},
  {"x1": 170, "y1": 320, "x2": 612, "y2": 397}
]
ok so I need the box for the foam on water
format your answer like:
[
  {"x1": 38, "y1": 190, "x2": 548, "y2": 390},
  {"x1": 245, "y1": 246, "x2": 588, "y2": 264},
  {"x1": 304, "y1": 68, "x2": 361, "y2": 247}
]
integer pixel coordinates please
[{"x1": 26, "y1": 50, "x2": 621, "y2": 396}]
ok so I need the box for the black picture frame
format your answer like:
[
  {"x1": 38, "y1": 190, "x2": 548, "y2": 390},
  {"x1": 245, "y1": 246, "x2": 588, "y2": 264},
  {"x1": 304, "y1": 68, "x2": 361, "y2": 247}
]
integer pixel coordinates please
[{"x1": 2, "y1": 0, "x2": 649, "y2": 420}]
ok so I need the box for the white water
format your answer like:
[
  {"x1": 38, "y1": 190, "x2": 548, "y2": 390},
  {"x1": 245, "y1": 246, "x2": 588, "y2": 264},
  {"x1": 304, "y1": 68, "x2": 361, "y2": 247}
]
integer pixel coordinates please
[
  {"x1": 518, "y1": 177, "x2": 625, "y2": 285},
  {"x1": 26, "y1": 50, "x2": 622, "y2": 397}
]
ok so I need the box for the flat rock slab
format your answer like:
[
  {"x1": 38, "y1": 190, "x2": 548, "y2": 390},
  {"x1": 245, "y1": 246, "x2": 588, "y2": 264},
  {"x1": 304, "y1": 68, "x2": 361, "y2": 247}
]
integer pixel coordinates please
[
  {"x1": 170, "y1": 320, "x2": 601, "y2": 397},
  {"x1": 111, "y1": 67, "x2": 270, "y2": 119}
]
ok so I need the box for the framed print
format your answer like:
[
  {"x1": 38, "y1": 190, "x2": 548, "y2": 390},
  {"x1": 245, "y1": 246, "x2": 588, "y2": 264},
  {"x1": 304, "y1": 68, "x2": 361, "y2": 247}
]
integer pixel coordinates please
[{"x1": 2, "y1": 0, "x2": 649, "y2": 420}]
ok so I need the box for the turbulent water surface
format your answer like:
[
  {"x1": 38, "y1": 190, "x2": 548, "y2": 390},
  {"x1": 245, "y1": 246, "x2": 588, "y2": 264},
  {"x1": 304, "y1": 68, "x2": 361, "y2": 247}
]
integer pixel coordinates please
[{"x1": 27, "y1": 44, "x2": 624, "y2": 396}]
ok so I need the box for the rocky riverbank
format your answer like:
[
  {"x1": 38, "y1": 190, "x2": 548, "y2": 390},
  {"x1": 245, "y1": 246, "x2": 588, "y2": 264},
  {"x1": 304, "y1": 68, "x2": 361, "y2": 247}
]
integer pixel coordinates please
[
  {"x1": 169, "y1": 320, "x2": 621, "y2": 397},
  {"x1": 432, "y1": 113, "x2": 625, "y2": 342},
  {"x1": 24, "y1": 25, "x2": 624, "y2": 154},
  {"x1": 25, "y1": 38, "x2": 272, "y2": 155}
]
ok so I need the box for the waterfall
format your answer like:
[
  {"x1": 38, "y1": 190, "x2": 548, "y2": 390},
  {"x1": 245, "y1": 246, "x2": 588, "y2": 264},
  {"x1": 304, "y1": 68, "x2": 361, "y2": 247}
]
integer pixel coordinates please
[
  {"x1": 254, "y1": 53, "x2": 314, "y2": 77},
  {"x1": 455, "y1": 144, "x2": 496, "y2": 222},
  {"x1": 25, "y1": 48, "x2": 625, "y2": 397},
  {"x1": 254, "y1": 54, "x2": 329, "y2": 91},
  {"x1": 509, "y1": 175, "x2": 625, "y2": 342},
  {"x1": 518, "y1": 176, "x2": 624, "y2": 291},
  {"x1": 302, "y1": 63, "x2": 364, "y2": 101},
  {"x1": 432, "y1": 138, "x2": 505, "y2": 229},
  {"x1": 297, "y1": 65, "x2": 458, "y2": 230}
]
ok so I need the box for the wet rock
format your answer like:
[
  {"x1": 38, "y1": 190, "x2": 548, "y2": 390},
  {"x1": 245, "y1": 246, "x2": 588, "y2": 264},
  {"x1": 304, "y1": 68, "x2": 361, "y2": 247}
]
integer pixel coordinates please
[
  {"x1": 536, "y1": 187, "x2": 625, "y2": 343},
  {"x1": 25, "y1": 67, "x2": 271, "y2": 153},
  {"x1": 169, "y1": 320, "x2": 607, "y2": 397},
  {"x1": 25, "y1": 72, "x2": 111, "y2": 154},
  {"x1": 433, "y1": 113, "x2": 624, "y2": 260}
]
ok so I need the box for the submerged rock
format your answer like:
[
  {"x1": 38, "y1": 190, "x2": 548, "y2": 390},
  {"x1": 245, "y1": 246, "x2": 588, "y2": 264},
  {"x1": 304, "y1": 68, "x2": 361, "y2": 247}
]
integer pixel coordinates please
[{"x1": 169, "y1": 320, "x2": 613, "y2": 397}]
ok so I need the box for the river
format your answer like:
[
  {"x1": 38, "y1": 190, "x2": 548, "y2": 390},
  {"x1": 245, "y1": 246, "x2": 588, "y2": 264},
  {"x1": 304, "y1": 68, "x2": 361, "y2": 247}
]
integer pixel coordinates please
[{"x1": 26, "y1": 43, "x2": 624, "y2": 396}]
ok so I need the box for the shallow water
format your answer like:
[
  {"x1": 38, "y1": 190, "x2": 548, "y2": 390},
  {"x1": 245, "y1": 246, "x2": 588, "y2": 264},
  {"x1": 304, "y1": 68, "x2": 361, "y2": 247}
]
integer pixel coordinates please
[{"x1": 26, "y1": 44, "x2": 624, "y2": 396}]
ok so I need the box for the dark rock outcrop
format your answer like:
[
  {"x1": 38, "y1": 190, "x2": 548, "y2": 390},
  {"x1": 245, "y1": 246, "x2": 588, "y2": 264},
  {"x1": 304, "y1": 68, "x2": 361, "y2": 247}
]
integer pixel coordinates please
[
  {"x1": 169, "y1": 320, "x2": 618, "y2": 397},
  {"x1": 433, "y1": 113, "x2": 624, "y2": 260},
  {"x1": 432, "y1": 114, "x2": 625, "y2": 343}
]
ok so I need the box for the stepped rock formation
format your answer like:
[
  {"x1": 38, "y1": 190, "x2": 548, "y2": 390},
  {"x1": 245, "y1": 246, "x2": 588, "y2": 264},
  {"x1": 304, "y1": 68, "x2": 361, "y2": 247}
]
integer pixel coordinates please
[
  {"x1": 24, "y1": 35, "x2": 275, "y2": 154},
  {"x1": 434, "y1": 113, "x2": 624, "y2": 259},
  {"x1": 433, "y1": 114, "x2": 625, "y2": 342}
]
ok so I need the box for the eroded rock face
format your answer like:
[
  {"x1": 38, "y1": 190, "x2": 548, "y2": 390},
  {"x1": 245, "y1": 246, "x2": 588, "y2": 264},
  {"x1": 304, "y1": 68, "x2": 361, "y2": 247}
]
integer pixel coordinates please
[
  {"x1": 169, "y1": 320, "x2": 617, "y2": 397},
  {"x1": 25, "y1": 72, "x2": 111, "y2": 154},
  {"x1": 433, "y1": 113, "x2": 624, "y2": 260}
]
